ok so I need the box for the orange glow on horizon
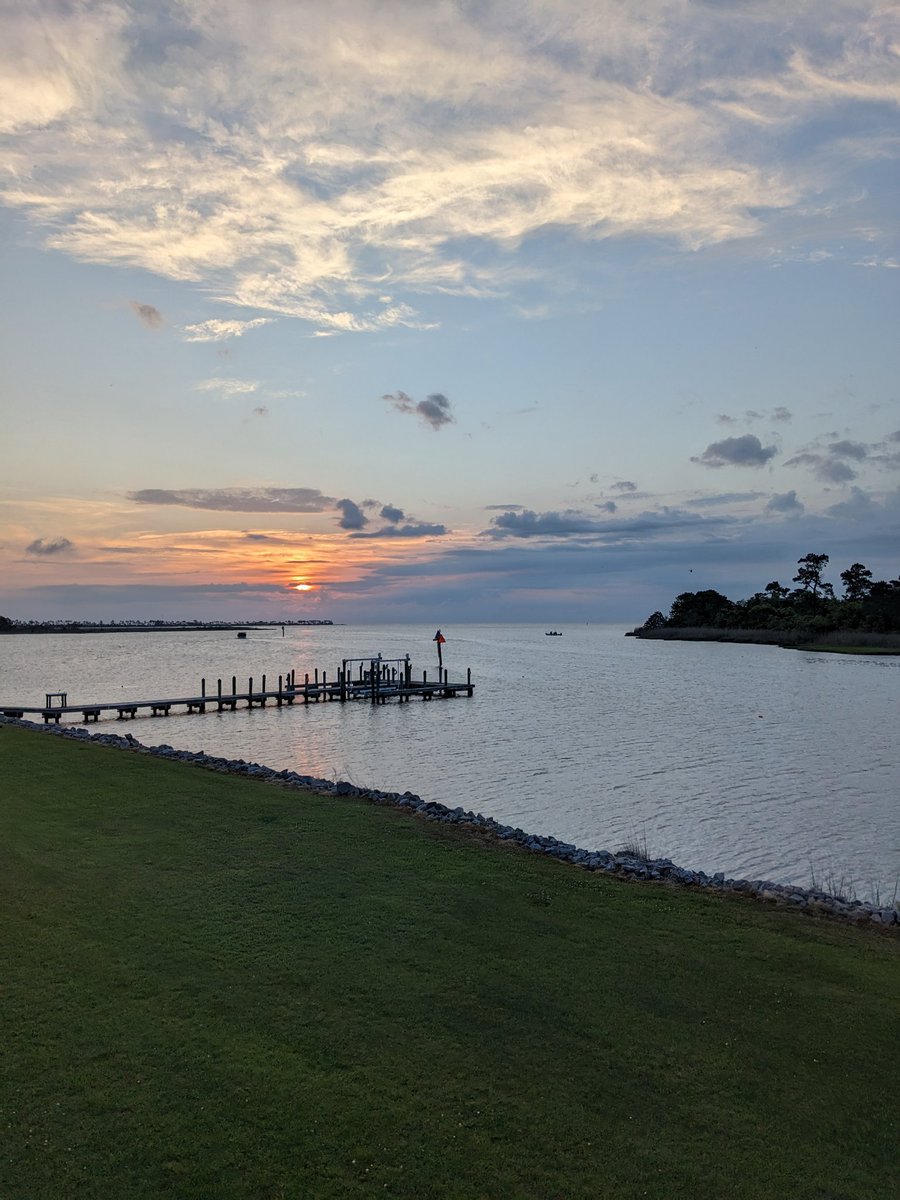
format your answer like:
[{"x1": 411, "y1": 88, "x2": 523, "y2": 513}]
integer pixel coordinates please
[{"x1": 0, "y1": 519, "x2": 468, "y2": 603}]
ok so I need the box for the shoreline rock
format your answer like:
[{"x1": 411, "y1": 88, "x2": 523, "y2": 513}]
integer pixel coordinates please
[{"x1": 4, "y1": 715, "x2": 896, "y2": 931}]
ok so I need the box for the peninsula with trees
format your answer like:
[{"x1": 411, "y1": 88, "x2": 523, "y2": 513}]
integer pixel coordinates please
[{"x1": 630, "y1": 553, "x2": 900, "y2": 653}]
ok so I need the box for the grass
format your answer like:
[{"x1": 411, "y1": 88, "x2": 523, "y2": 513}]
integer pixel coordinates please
[{"x1": 1, "y1": 724, "x2": 898, "y2": 1200}]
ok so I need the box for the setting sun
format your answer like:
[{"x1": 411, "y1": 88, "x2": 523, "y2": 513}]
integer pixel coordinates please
[{"x1": 293, "y1": 583, "x2": 313, "y2": 591}]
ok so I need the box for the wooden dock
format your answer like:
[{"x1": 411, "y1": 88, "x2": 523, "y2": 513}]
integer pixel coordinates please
[{"x1": 2, "y1": 658, "x2": 474, "y2": 725}]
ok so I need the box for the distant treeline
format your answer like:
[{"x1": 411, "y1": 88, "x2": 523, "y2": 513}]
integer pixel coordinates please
[
  {"x1": 635, "y1": 554, "x2": 900, "y2": 636},
  {"x1": 0, "y1": 618, "x2": 334, "y2": 633}
]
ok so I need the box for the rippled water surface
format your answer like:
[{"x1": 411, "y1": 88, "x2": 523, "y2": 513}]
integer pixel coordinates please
[{"x1": 3, "y1": 624, "x2": 898, "y2": 901}]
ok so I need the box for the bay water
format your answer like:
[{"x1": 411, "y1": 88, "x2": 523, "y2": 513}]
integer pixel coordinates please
[{"x1": 2, "y1": 623, "x2": 898, "y2": 904}]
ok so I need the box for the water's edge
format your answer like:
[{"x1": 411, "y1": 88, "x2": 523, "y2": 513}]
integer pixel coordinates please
[{"x1": 7, "y1": 715, "x2": 897, "y2": 932}]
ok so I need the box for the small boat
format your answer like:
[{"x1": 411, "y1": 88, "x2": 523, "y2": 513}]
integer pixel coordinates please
[
  {"x1": 236, "y1": 631, "x2": 247, "y2": 639},
  {"x1": 545, "y1": 630, "x2": 562, "y2": 636}
]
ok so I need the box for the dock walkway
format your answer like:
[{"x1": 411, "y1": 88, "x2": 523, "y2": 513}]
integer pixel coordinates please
[{"x1": 2, "y1": 659, "x2": 474, "y2": 725}]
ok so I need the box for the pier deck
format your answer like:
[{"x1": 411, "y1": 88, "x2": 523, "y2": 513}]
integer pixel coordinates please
[{"x1": 2, "y1": 660, "x2": 474, "y2": 725}]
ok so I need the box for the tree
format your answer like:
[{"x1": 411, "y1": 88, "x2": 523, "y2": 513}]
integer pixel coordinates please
[
  {"x1": 641, "y1": 611, "x2": 667, "y2": 630},
  {"x1": 840, "y1": 562, "x2": 873, "y2": 601},
  {"x1": 668, "y1": 589, "x2": 736, "y2": 627},
  {"x1": 793, "y1": 553, "x2": 830, "y2": 597},
  {"x1": 763, "y1": 581, "x2": 790, "y2": 602},
  {"x1": 862, "y1": 578, "x2": 900, "y2": 632}
]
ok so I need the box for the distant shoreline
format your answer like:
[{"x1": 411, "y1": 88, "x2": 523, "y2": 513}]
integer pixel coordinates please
[
  {"x1": 627, "y1": 626, "x2": 900, "y2": 654},
  {"x1": 0, "y1": 621, "x2": 335, "y2": 635}
]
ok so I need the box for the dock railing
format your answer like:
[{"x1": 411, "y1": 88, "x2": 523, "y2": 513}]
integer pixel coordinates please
[{"x1": 340, "y1": 655, "x2": 412, "y2": 702}]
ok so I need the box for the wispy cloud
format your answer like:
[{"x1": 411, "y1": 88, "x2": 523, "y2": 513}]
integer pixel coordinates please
[
  {"x1": 854, "y1": 256, "x2": 900, "y2": 269},
  {"x1": 195, "y1": 378, "x2": 259, "y2": 397},
  {"x1": 3, "y1": 3, "x2": 898, "y2": 330},
  {"x1": 128, "y1": 488, "x2": 334, "y2": 513},
  {"x1": 182, "y1": 317, "x2": 273, "y2": 342},
  {"x1": 687, "y1": 492, "x2": 763, "y2": 508},
  {"x1": 716, "y1": 407, "x2": 792, "y2": 426}
]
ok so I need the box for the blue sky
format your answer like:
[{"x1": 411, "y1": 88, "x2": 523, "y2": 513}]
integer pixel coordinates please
[{"x1": 1, "y1": 0, "x2": 898, "y2": 623}]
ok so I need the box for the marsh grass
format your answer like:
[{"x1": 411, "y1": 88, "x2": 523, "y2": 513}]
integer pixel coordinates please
[
  {"x1": 808, "y1": 862, "x2": 859, "y2": 904},
  {"x1": 2, "y1": 724, "x2": 898, "y2": 1200},
  {"x1": 635, "y1": 626, "x2": 900, "y2": 654},
  {"x1": 617, "y1": 826, "x2": 652, "y2": 861},
  {"x1": 870, "y1": 879, "x2": 900, "y2": 912},
  {"x1": 808, "y1": 862, "x2": 899, "y2": 911}
]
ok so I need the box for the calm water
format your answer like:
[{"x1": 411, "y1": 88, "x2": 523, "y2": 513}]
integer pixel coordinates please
[{"x1": 2, "y1": 624, "x2": 898, "y2": 903}]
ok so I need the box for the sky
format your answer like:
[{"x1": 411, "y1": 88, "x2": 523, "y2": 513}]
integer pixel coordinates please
[{"x1": 1, "y1": 0, "x2": 898, "y2": 625}]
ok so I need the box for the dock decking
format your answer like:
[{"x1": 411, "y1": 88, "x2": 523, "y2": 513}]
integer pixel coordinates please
[{"x1": 2, "y1": 658, "x2": 474, "y2": 725}]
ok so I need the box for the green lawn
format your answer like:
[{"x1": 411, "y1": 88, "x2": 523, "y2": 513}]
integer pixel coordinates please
[{"x1": 1, "y1": 723, "x2": 897, "y2": 1200}]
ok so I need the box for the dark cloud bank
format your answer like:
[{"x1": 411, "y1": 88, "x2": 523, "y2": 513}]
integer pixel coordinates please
[
  {"x1": 335, "y1": 498, "x2": 446, "y2": 538},
  {"x1": 487, "y1": 507, "x2": 735, "y2": 540}
]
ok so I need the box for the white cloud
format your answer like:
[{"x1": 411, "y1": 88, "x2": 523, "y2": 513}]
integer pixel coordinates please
[
  {"x1": 182, "y1": 317, "x2": 273, "y2": 342},
  {"x1": 195, "y1": 378, "x2": 259, "y2": 396},
  {"x1": 854, "y1": 255, "x2": 900, "y2": 268},
  {"x1": 1, "y1": 1, "x2": 898, "y2": 330},
  {"x1": 0, "y1": 3, "x2": 129, "y2": 135}
]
